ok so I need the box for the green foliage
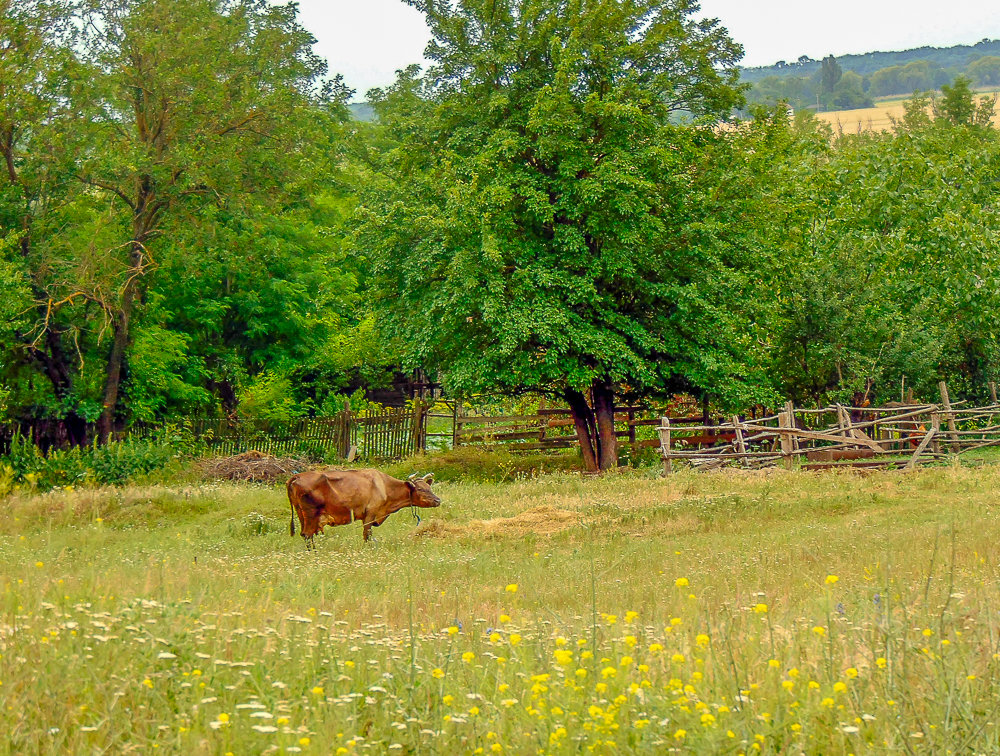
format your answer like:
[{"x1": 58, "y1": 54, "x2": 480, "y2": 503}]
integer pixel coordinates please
[
  {"x1": 236, "y1": 371, "x2": 308, "y2": 421},
  {"x1": 819, "y1": 55, "x2": 843, "y2": 94},
  {"x1": 746, "y1": 87, "x2": 1000, "y2": 403},
  {"x1": 359, "y1": 0, "x2": 751, "y2": 414},
  {"x1": 381, "y1": 446, "x2": 582, "y2": 483},
  {"x1": 1, "y1": 432, "x2": 200, "y2": 492}
]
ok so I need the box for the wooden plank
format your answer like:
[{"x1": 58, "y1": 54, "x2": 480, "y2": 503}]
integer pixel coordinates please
[
  {"x1": 740, "y1": 423, "x2": 883, "y2": 451},
  {"x1": 806, "y1": 448, "x2": 877, "y2": 462},
  {"x1": 505, "y1": 440, "x2": 576, "y2": 451},
  {"x1": 661, "y1": 418, "x2": 672, "y2": 475},
  {"x1": 732, "y1": 415, "x2": 748, "y2": 468},
  {"x1": 939, "y1": 381, "x2": 960, "y2": 453},
  {"x1": 803, "y1": 460, "x2": 910, "y2": 471},
  {"x1": 905, "y1": 414, "x2": 940, "y2": 470},
  {"x1": 778, "y1": 411, "x2": 794, "y2": 470}
]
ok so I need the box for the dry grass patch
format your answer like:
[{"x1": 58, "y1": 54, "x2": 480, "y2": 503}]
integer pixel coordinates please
[{"x1": 413, "y1": 504, "x2": 582, "y2": 539}]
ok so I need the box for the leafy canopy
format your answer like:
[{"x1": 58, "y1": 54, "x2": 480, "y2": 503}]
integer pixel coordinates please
[{"x1": 359, "y1": 0, "x2": 749, "y2": 405}]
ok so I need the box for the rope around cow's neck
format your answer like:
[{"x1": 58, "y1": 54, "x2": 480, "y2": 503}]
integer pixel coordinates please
[{"x1": 409, "y1": 486, "x2": 421, "y2": 525}]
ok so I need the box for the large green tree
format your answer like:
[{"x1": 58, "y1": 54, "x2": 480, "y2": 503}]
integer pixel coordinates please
[
  {"x1": 1, "y1": 0, "x2": 354, "y2": 440},
  {"x1": 356, "y1": 0, "x2": 746, "y2": 470}
]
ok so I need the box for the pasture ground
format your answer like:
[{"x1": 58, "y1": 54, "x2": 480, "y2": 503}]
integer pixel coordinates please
[
  {"x1": 815, "y1": 90, "x2": 1000, "y2": 132},
  {"x1": 4, "y1": 462, "x2": 1000, "y2": 754}
]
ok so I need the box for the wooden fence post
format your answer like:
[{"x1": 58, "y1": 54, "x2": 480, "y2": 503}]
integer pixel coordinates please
[
  {"x1": 660, "y1": 417, "x2": 672, "y2": 476},
  {"x1": 779, "y1": 410, "x2": 794, "y2": 470},
  {"x1": 938, "y1": 381, "x2": 960, "y2": 454},
  {"x1": 342, "y1": 399, "x2": 353, "y2": 459},
  {"x1": 453, "y1": 399, "x2": 464, "y2": 449},
  {"x1": 784, "y1": 401, "x2": 799, "y2": 454},
  {"x1": 410, "y1": 399, "x2": 426, "y2": 455},
  {"x1": 906, "y1": 413, "x2": 940, "y2": 469},
  {"x1": 731, "y1": 415, "x2": 749, "y2": 468},
  {"x1": 990, "y1": 381, "x2": 998, "y2": 405}
]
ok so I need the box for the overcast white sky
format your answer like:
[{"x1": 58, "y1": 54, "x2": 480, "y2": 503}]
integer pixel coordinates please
[{"x1": 293, "y1": 0, "x2": 1000, "y2": 100}]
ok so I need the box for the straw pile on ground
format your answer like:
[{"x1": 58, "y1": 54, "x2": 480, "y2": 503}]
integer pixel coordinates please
[
  {"x1": 199, "y1": 450, "x2": 310, "y2": 483},
  {"x1": 413, "y1": 505, "x2": 581, "y2": 539}
]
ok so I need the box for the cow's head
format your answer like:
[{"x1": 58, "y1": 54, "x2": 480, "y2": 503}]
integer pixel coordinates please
[{"x1": 407, "y1": 473, "x2": 441, "y2": 508}]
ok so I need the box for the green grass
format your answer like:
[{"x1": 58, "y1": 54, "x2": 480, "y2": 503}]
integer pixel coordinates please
[{"x1": 4, "y1": 462, "x2": 1000, "y2": 754}]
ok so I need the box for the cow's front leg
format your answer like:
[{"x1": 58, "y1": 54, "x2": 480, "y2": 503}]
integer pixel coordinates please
[{"x1": 363, "y1": 521, "x2": 373, "y2": 543}]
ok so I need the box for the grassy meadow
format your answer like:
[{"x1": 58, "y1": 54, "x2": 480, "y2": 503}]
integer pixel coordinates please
[{"x1": 4, "y1": 462, "x2": 1000, "y2": 754}]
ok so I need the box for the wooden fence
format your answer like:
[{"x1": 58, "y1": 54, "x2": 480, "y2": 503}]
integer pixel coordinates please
[
  {"x1": 130, "y1": 404, "x2": 428, "y2": 461},
  {"x1": 454, "y1": 405, "x2": 717, "y2": 452},
  {"x1": 658, "y1": 382, "x2": 1000, "y2": 473}
]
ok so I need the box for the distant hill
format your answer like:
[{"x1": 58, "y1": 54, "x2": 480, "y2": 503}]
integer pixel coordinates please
[
  {"x1": 742, "y1": 38, "x2": 1000, "y2": 113},
  {"x1": 741, "y1": 38, "x2": 1000, "y2": 83}
]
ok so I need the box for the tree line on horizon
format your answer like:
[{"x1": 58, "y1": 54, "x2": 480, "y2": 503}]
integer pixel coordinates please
[
  {"x1": 744, "y1": 39, "x2": 1000, "y2": 112},
  {"x1": 2, "y1": 0, "x2": 1000, "y2": 471}
]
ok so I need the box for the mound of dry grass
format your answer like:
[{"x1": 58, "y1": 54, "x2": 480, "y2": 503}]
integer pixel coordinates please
[
  {"x1": 413, "y1": 504, "x2": 581, "y2": 539},
  {"x1": 198, "y1": 450, "x2": 310, "y2": 483}
]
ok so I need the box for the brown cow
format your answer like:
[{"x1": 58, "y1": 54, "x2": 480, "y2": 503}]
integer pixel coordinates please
[{"x1": 287, "y1": 469, "x2": 441, "y2": 548}]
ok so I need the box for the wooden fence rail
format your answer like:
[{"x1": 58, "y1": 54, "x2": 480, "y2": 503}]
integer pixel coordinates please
[
  {"x1": 658, "y1": 382, "x2": 1000, "y2": 474},
  {"x1": 454, "y1": 406, "x2": 724, "y2": 452}
]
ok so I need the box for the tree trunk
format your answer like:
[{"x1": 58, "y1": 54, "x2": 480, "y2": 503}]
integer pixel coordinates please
[
  {"x1": 96, "y1": 239, "x2": 144, "y2": 443},
  {"x1": 565, "y1": 388, "x2": 599, "y2": 472},
  {"x1": 592, "y1": 379, "x2": 618, "y2": 471},
  {"x1": 39, "y1": 329, "x2": 89, "y2": 447}
]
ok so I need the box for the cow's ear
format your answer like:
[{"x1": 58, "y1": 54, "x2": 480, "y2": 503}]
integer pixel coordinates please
[
  {"x1": 405, "y1": 480, "x2": 416, "y2": 491},
  {"x1": 423, "y1": 473, "x2": 435, "y2": 485}
]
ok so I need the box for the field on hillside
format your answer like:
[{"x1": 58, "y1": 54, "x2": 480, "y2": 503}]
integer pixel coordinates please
[
  {"x1": 4, "y1": 464, "x2": 1000, "y2": 754},
  {"x1": 816, "y1": 92, "x2": 1000, "y2": 133}
]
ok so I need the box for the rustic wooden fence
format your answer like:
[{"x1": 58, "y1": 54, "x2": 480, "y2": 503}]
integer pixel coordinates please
[
  {"x1": 453, "y1": 404, "x2": 717, "y2": 452},
  {"x1": 130, "y1": 404, "x2": 429, "y2": 461},
  {"x1": 658, "y1": 382, "x2": 1000, "y2": 473}
]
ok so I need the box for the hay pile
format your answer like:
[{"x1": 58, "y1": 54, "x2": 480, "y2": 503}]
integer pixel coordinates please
[
  {"x1": 413, "y1": 505, "x2": 581, "y2": 539},
  {"x1": 199, "y1": 450, "x2": 310, "y2": 483}
]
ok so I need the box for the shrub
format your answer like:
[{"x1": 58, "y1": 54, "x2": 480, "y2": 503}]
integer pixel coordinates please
[{"x1": 0, "y1": 432, "x2": 204, "y2": 495}]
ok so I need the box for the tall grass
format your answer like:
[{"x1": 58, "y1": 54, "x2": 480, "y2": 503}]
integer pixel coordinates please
[{"x1": 2, "y1": 465, "x2": 1000, "y2": 753}]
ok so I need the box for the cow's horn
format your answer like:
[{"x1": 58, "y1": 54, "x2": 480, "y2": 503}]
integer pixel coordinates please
[
  {"x1": 408, "y1": 473, "x2": 419, "y2": 481},
  {"x1": 423, "y1": 473, "x2": 434, "y2": 483}
]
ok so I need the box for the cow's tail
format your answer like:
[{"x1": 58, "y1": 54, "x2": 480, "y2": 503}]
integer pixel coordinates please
[{"x1": 287, "y1": 477, "x2": 297, "y2": 537}]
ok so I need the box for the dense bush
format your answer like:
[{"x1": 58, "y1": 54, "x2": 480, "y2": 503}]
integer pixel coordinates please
[{"x1": 0, "y1": 429, "x2": 205, "y2": 495}]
